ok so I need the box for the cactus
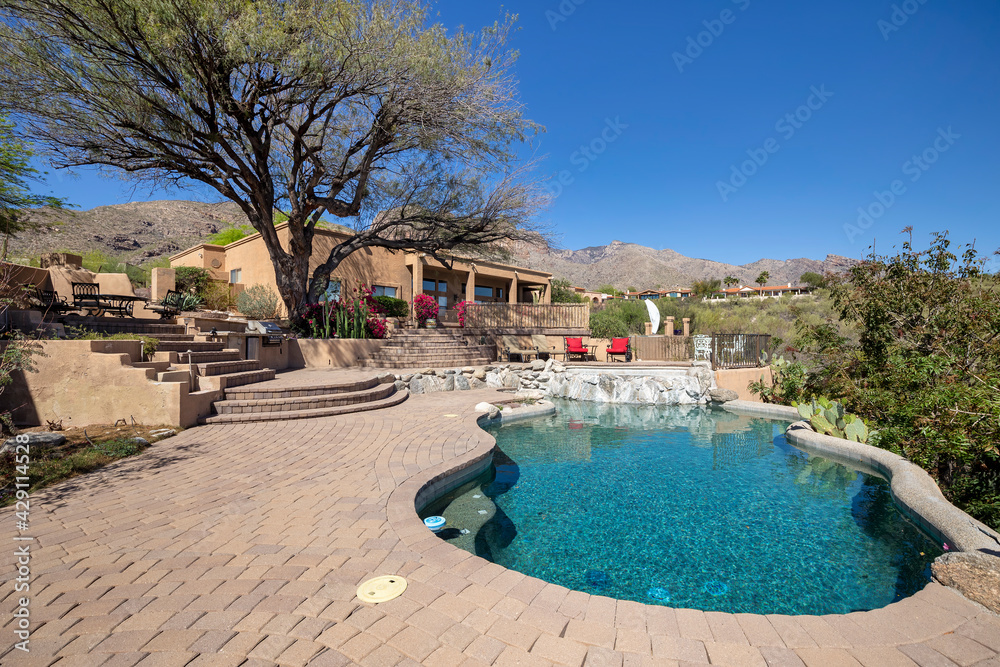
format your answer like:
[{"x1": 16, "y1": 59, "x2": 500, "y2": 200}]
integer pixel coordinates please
[{"x1": 798, "y1": 396, "x2": 872, "y2": 443}]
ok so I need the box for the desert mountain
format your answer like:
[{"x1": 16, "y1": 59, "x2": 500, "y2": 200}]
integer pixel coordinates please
[
  {"x1": 6, "y1": 201, "x2": 850, "y2": 289},
  {"x1": 513, "y1": 239, "x2": 855, "y2": 290}
]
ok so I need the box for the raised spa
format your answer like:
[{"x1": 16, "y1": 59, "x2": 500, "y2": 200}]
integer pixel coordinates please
[{"x1": 420, "y1": 399, "x2": 942, "y2": 615}]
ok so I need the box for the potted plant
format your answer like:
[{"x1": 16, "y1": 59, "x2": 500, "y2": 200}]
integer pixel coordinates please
[{"x1": 412, "y1": 294, "x2": 439, "y2": 328}]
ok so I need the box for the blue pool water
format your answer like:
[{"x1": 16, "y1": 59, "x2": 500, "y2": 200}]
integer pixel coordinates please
[{"x1": 421, "y1": 400, "x2": 941, "y2": 615}]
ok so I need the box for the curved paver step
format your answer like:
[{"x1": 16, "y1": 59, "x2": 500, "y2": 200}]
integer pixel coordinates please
[
  {"x1": 199, "y1": 387, "x2": 408, "y2": 423},
  {"x1": 224, "y1": 377, "x2": 381, "y2": 400},
  {"x1": 212, "y1": 383, "x2": 396, "y2": 414},
  {"x1": 361, "y1": 358, "x2": 492, "y2": 369}
]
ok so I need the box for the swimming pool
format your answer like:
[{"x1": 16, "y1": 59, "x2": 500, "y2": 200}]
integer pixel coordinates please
[{"x1": 420, "y1": 399, "x2": 942, "y2": 615}]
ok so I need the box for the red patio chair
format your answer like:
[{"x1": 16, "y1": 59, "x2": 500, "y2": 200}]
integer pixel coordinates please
[
  {"x1": 564, "y1": 337, "x2": 594, "y2": 362},
  {"x1": 606, "y1": 337, "x2": 631, "y2": 362}
]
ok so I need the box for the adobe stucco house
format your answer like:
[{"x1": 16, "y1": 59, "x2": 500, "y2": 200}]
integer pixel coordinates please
[{"x1": 170, "y1": 222, "x2": 553, "y2": 317}]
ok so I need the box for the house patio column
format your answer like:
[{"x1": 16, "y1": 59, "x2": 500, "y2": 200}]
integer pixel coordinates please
[
  {"x1": 412, "y1": 255, "x2": 424, "y2": 300},
  {"x1": 466, "y1": 265, "x2": 476, "y2": 303},
  {"x1": 509, "y1": 272, "x2": 518, "y2": 304},
  {"x1": 665, "y1": 317, "x2": 675, "y2": 337},
  {"x1": 683, "y1": 318, "x2": 691, "y2": 337}
]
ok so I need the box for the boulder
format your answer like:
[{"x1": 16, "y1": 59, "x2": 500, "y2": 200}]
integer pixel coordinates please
[
  {"x1": 443, "y1": 374, "x2": 455, "y2": 392},
  {"x1": 408, "y1": 377, "x2": 425, "y2": 395},
  {"x1": 530, "y1": 359, "x2": 546, "y2": 372},
  {"x1": 394, "y1": 380, "x2": 407, "y2": 392},
  {"x1": 462, "y1": 367, "x2": 475, "y2": 374},
  {"x1": 515, "y1": 389, "x2": 546, "y2": 401},
  {"x1": 469, "y1": 378, "x2": 487, "y2": 389},
  {"x1": 474, "y1": 402, "x2": 494, "y2": 413},
  {"x1": 2, "y1": 432, "x2": 66, "y2": 453},
  {"x1": 454, "y1": 375, "x2": 470, "y2": 391},
  {"x1": 552, "y1": 362, "x2": 566, "y2": 373},
  {"x1": 709, "y1": 388, "x2": 740, "y2": 403},
  {"x1": 421, "y1": 368, "x2": 435, "y2": 376},
  {"x1": 377, "y1": 372, "x2": 395, "y2": 384},
  {"x1": 932, "y1": 552, "x2": 1000, "y2": 614},
  {"x1": 401, "y1": 374, "x2": 414, "y2": 383},
  {"x1": 488, "y1": 406, "x2": 501, "y2": 420},
  {"x1": 473, "y1": 369, "x2": 487, "y2": 381}
]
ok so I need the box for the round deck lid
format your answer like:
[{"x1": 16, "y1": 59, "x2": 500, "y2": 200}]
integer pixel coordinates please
[{"x1": 356, "y1": 576, "x2": 408, "y2": 603}]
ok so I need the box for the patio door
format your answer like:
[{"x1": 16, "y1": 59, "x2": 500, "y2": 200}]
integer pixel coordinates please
[{"x1": 423, "y1": 278, "x2": 448, "y2": 316}]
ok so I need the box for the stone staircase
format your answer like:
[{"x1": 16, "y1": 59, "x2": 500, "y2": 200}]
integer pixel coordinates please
[
  {"x1": 362, "y1": 329, "x2": 494, "y2": 369},
  {"x1": 153, "y1": 338, "x2": 275, "y2": 391},
  {"x1": 199, "y1": 377, "x2": 408, "y2": 424}
]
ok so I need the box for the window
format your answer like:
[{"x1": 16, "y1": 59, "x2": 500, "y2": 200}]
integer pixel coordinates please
[
  {"x1": 372, "y1": 285, "x2": 397, "y2": 298},
  {"x1": 323, "y1": 279, "x2": 341, "y2": 302},
  {"x1": 474, "y1": 286, "x2": 494, "y2": 298},
  {"x1": 229, "y1": 268, "x2": 242, "y2": 283}
]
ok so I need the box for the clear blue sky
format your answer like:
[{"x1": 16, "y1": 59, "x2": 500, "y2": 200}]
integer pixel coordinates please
[{"x1": 29, "y1": 0, "x2": 1000, "y2": 267}]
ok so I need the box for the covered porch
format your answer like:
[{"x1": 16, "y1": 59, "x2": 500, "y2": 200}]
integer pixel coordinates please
[{"x1": 405, "y1": 253, "x2": 552, "y2": 321}]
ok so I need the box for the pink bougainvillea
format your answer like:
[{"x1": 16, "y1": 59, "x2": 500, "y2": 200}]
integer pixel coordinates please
[
  {"x1": 455, "y1": 300, "x2": 474, "y2": 328},
  {"x1": 412, "y1": 294, "x2": 439, "y2": 326}
]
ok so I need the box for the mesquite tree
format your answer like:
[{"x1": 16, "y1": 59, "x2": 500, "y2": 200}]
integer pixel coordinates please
[{"x1": 0, "y1": 0, "x2": 545, "y2": 315}]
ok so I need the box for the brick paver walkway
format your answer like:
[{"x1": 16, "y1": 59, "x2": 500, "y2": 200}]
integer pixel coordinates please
[{"x1": 3, "y1": 386, "x2": 999, "y2": 666}]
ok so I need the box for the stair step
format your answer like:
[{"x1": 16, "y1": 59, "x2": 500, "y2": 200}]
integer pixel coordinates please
[
  {"x1": 195, "y1": 360, "x2": 263, "y2": 376},
  {"x1": 224, "y1": 377, "x2": 381, "y2": 400},
  {"x1": 178, "y1": 350, "x2": 242, "y2": 364},
  {"x1": 361, "y1": 358, "x2": 491, "y2": 369},
  {"x1": 367, "y1": 352, "x2": 494, "y2": 363},
  {"x1": 213, "y1": 384, "x2": 396, "y2": 414},
  {"x1": 157, "y1": 340, "x2": 226, "y2": 352},
  {"x1": 197, "y1": 368, "x2": 276, "y2": 391},
  {"x1": 147, "y1": 334, "x2": 196, "y2": 341},
  {"x1": 200, "y1": 389, "x2": 408, "y2": 424}
]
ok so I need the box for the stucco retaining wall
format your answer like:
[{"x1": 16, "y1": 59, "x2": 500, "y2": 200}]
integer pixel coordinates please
[
  {"x1": 286, "y1": 338, "x2": 385, "y2": 368},
  {"x1": 6, "y1": 340, "x2": 217, "y2": 428},
  {"x1": 715, "y1": 366, "x2": 773, "y2": 401}
]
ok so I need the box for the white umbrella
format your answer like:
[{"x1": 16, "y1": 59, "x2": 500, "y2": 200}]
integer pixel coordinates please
[{"x1": 644, "y1": 299, "x2": 660, "y2": 335}]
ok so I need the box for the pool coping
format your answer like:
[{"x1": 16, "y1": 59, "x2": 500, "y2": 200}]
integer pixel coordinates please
[
  {"x1": 386, "y1": 394, "x2": 999, "y2": 640},
  {"x1": 723, "y1": 400, "x2": 1000, "y2": 556}
]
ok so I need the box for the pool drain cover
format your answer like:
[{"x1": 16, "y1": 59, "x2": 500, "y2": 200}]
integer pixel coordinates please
[{"x1": 357, "y1": 576, "x2": 408, "y2": 603}]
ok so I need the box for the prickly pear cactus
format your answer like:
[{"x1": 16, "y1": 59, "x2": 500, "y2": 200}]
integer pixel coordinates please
[{"x1": 798, "y1": 397, "x2": 871, "y2": 443}]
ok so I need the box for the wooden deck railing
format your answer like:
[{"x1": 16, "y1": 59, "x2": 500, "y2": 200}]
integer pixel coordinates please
[
  {"x1": 463, "y1": 303, "x2": 590, "y2": 329},
  {"x1": 630, "y1": 336, "x2": 694, "y2": 362}
]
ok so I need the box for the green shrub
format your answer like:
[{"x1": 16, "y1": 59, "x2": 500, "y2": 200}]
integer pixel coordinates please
[
  {"x1": 202, "y1": 281, "x2": 235, "y2": 311},
  {"x1": 176, "y1": 293, "x2": 203, "y2": 311},
  {"x1": 375, "y1": 295, "x2": 408, "y2": 318},
  {"x1": 207, "y1": 225, "x2": 254, "y2": 245},
  {"x1": 235, "y1": 284, "x2": 280, "y2": 319},
  {"x1": 589, "y1": 309, "x2": 629, "y2": 339},
  {"x1": 174, "y1": 266, "x2": 210, "y2": 296}
]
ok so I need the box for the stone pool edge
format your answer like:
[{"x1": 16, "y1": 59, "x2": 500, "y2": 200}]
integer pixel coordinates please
[{"x1": 723, "y1": 399, "x2": 1000, "y2": 556}]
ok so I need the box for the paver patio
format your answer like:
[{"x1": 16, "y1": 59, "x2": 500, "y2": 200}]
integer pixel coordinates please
[{"x1": 2, "y1": 374, "x2": 999, "y2": 666}]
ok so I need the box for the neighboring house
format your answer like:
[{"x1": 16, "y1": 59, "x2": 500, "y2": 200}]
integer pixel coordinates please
[
  {"x1": 170, "y1": 222, "x2": 552, "y2": 316},
  {"x1": 634, "y1": 288, "x2": 692, "y2": 300},
  {"x1": 709, "y1": 283, "x2": 812, "y2": 299}
]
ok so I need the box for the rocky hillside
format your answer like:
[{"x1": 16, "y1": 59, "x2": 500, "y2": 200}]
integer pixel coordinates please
[
  {"x1": 513, "y1": 239, "x2": 855, "y2": 290},
  {"x1": 6, "y1": 200, "x2": 252, "y2": 263},
  {"x1": 5, "y1": 200, "x2": 850, "y2": 289}
]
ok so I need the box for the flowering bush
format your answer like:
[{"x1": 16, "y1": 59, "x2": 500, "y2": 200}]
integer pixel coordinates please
[
  {"x1": 456, "y1": 300, "x2": 474, "y2": 327},
  {"x1": 291, "y1": 283, "x2": 388, "y2": 339},
  {"x1": 412, "y1": 294, "x2": 439, "y2": 326}
]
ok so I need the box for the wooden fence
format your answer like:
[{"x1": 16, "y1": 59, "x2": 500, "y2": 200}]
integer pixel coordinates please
[
  {"x1": 711, "y1": 333, "x2": 771, "y2": 370},
  {"x1": 630, "y1": 336, "x2": 694, "y2": 362},
  {"x1": 463, "y1": 303, "x2": 590, "y2": 329}
]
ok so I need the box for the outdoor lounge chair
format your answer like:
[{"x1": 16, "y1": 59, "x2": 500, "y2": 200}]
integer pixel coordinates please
[
  {"x1": 144, "y1": 289, "x2": 183, "y2": 319},
  {"x1": 531, "y1": 334, "x2": 562, "y2": 361},
  {"x1": 564, "y1": 337, "x2": 595, "y2": 362},
  {"x1": 606, "y1": 337, "x2": 631, "y2": 362},
  {"x1": 28, "y1": 285, "x2": 74, "y2": 316},
  {"x1": 501, "y1": 335, "x2": 536, "y2": 363}
]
